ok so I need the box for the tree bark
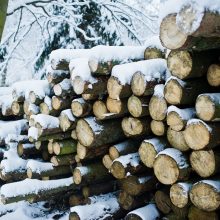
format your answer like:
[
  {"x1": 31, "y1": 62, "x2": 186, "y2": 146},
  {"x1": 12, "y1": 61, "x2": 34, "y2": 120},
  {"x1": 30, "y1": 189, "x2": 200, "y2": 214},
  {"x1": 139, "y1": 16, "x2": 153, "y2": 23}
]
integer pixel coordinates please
[
  {"x1": 50, "y1": 154, "x2": 76, "y2": 166},
  {"x1": 52, "y1": 96, "x2": 72, "y2": 111},
  {"x1": 17, "y1": 143, "x2": 40, "y2": 157},
  {"x1": 53, "y1": 139, "x2": 77, "y2": 155},
  {"x1": 46, "y1": 68, "x2": 70, "y2": 84},
  {"x1": 188, "y1": 206, "x2": 219, "y2": 220}
]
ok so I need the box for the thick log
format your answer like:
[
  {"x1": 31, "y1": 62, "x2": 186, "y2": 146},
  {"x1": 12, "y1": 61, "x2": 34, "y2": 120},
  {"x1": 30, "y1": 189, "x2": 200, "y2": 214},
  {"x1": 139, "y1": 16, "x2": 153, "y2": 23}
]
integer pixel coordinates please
[
  {"x1": 121, "y1": 117, "x2": 151, "y2": 137},
  {"x1": 167, "y1": 106, "x2": 196, "y2": 131},
  {"x1": 160, "y1": 13, "x2": 220, "y2": 50},
  {"x1": 149, "y1": 84, "x2": 167, "y2": 121},
  {"x1": 188, "y1": 206, "x2": 219, "y2": 220},
  {"x1": 71, "y1": 98, "x2": 92, "y2": 118},
  {"x1": 82, "y1": 180, "x2": 118, "y2": 198},
  {"x1": 196, "y1": 93, "x2": 220, "y2": 121},
  {"x1": 53, "y1": 78, "x2": 74, "y2": 97},
  {"x1": 131, "y1": 71, "x2": 165, "y2": 97},
  {"x1": 207, "y1": 64, "x2": 220, "y2": 87},
  {"x1": 17, "y1": 143, "x2": 40, "y2": 157},
  {"x1": 139, "y1": 137, "x2": 168, "y2": 168},
  {"x1": 109, "y1": 139, "x2": 140, "y2": 161},
  {"x1": 190, "y1": 150, "x2": 220, "y2": 178},
  {"x1": 52, "y1": 96, "x2": 72, "y2": 111},
  {"x1": 184, "y1": 119, "x2": 220, "y2": 150},
  {"x1": 102, "y1": 154, "x2": 113, "y2": 170},
  {"x1": 107, "y1": 76, "x2": 132, "y2": 100},
  {"x1": 73, "y1": 162, "x2": 112, "y2": 185},
  {"x1": 72, "y1": 76, "x2": 108, "y2": 95},
  {"x1": 164, "y1": 76, "x2": 212, "y2": 105},
  {"x1": 46, "y1": 67, "x2": 70, "y2": 84},
  {"x1": 127, "y1": 95, "x2": 150, "y2": 118},
  {"x1": 167, "y1": 127, "x2": 190, "y2": 151},
  {"x1": 106, "y1": 97, "x2": 128, "y2": 114},
  {"x1": 53, "y1": 139, "x2": 77, "y2": 155},
  {"x1": 125, "y1": 204, "x2": 160, "y2": 220},
  {"x1": 76, "y1": 142, "x2": 109, "y2": 160},
  {"x1": 144, "y1": 46, "x2": 165, "y2": 60},
  {"x1": 167, "y1": 50, "x2": 219, "y2": 80},
  {"x1": 110, "y1": 153, "x2": 147, "y2": 179},
  {"x1": 120, "y1": 174, "x2": 157, "y2": 196},
  {"x1": 153, "y1": 148, "x2": 190, "y2": 185},
  {"x1": 150, "y1": 120, "x2": 167, "y2": 136},
  {"x1": 59, "y1": 109, "x2": 76, "y2": 132},
  {"x1": 170, "y1": 182, "x2": 193, "y2": 208},
  {"x1": 76, "y1": 117, "x2": 125, "y2": 148},
  {"x1": 190, "y1": 180, "x2": 220, "y2": 212},
  {"x1": 11, "y1": 101, "x2": 24, "y2": 116},
  {"x1": 50, "y1": 154, "x2": 76, "y2": 166}
]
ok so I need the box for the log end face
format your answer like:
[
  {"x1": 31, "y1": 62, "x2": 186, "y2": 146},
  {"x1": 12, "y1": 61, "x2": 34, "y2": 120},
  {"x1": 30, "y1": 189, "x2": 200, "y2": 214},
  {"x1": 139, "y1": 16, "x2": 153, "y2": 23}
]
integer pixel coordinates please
[
  {"x1": 127, "y1": 96, "x2": 143, "y2": 118},
  {"x1": 139, "y1": 142, "x2": 156, "y2": 168},
  {"x1": 71, "y1": 102, "x2": 83, "y2": 117},
  {"x1": 150, "y1": 120, "x2": 166, "y2": 136},
  {"x1": 53, "y1": 142, "x2": 60, "y2": 155},
  {"x1": 73, "y1": 168, "x2": 82, "y2": 185},
  {"x1": 110, "y1": 161, "x2": 126, "y2": 179},
  {"x1": 109, "y1": 146, "x2": 119, "y2": 161},
  {"x1": 122, "y1": 117, "x2": 143, "y2": 137},
  {"x1": 167, "y1": 111, "x2": 184, "y2": 132},
  {"x1": 72, "y1": 76, "x2": 85, "y2": 95},
  {"x1": 131, "y1": 72, "x2": 146, "y2": 96},
  {"x1": 27, "y1": 168, "x2": 33, "y2": 179},
  {"x1": 107, "y1": 77, "x2": 123, "y2": 100},
  {"x1": 207, "y1": 64, "x2": 220, "y2": 87}
]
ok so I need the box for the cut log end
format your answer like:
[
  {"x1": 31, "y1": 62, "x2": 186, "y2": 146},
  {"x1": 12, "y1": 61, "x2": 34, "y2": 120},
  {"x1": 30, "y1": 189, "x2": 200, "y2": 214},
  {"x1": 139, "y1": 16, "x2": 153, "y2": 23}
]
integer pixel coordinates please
[
  {"x1": 11, "y1": 101, "x2": 22, "y2": 115},
  {"x1": 109, "y1": 147, "x2": 120, "y2": 161},
  {"x1": 131, "y1": 72, "x2": 146, "y2": 96},
  {"x1": 122, "y1": 117, "x2": 144, "y2": 137},
  {"x1": 53, "y1": 142, "x2": 61, "y2": 155},
  {"x1": 102, "y1": 154, "x2": 113, "y2": 170},
  {"x1": 72, "y1": 76, "x2": 86, "y2": 95},
  {"x1": 40, "y1": 103, "x2": 50, "y2": 115},
  {"x1": 167, "y1": 111, "x2": 185, "y2": 131},
  {"x1": 71, "y1": 102, "x2": 84, "y2": 117},
  {"x1": 150, "y1": 120, "x2": 166, "y2": 136},
  {"x1": 106, "y1": 97, "x2": 123, "y2": 114},
  {"x1": 53, "y1": 84, "x2": 62, "y2": 96},
  {"x1": 59, "y1": 114, "x2": 72, "y2": 132},
  {"x1": 207, "y1": 64, "x2": 220, "y2": 87},
  {"x1": 110, "y1": 161, "x2": 125, "y2": 179},
  {"x1": 73, "y1": 168, "x2": 82, "y2": 185},
  {"x1": 107, "y1": 77, "x2": 123, "y2": 100},
  {"x1": 144, "y1": 47, "x2": 165, "y2": 60},
  {"x1": 27, "y1": 168, "x2": 33, "y2": 179},
  {"x1": 93, "y1": 100, "x2": 108, "y2": 120},
  {"x1": 52, "y1": 96, "x2": 62, "y2": 110}
]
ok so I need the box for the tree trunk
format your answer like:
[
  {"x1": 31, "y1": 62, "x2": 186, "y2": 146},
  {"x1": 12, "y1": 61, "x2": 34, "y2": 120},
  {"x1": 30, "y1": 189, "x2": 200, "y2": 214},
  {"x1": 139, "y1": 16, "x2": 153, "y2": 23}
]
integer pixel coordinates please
[
  {"x1": 153, "y1": 148, "x2": 190, "y2": 185},
  {"x1": 195, "y1": 93, "x2": 220, "y2": 121},
  {"x1": 106, "y1": 97, "x2": 128, "y2": 114},
  {"x1": 52, "y1": 96, "x2": 72, "y2": 111},
  {"x1": 59, "y1": 109, "x2": 76, "y2": 132},
  {"x1": 190, "y1": 180, "x2": 220, "y2": 212},
  {"x1": 50, "y1": 154, "x2": 76, "y2": 166},
  {"x1": 127, "y1": 95, "x2": 150, "y2": 118},
  {"x1": 167, "y1": 50, "x2": 219, "y2": 80},
  {"x1": 107, "y1": 76, "x2": 132, "y2": 100},
  {"x1": 207, "y1": 64, "x2": 220, "y2": 87},
  {"x1": 121, "y1": 117, "x2": 151, "y2": 137},
  {"x1": 71, "y1": 98, "x2": 92, "y2": 117},
  {"x1": 167, "y1": 127, "x2": 190, "y2": 151},
  {"x1": 53, "y1": 139, "x2": 77, "y2": 155},
  {"x1": 76, "y1": 117, "x2": 125, "y2": 148},
  {"x1": 188, "y1": 206, "x2": 219, "y2": 220},
  {"x1": 139, "y1": 137, "x2": 168, "y2": 168},
  {"x1": 184, "y1": 119, "x2": 220, "y2": 150},
  {"x1": 150, "y1": 120, "x2": 167, "y2": 136},
  {"x1": 190, "y1": 150, "x2": 220, "y2": 178}
]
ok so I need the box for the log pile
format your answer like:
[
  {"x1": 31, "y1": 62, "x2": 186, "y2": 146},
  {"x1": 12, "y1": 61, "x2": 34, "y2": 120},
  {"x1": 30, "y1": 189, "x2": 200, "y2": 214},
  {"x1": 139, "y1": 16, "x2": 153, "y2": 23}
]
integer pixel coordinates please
[{"x1": 0, "y1": 2, "x2": 219, "y2": 219}]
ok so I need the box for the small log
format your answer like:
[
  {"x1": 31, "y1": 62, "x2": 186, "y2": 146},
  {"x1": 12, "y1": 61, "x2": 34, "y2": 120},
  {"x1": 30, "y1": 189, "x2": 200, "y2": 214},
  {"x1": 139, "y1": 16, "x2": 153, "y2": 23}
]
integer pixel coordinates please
[
  {"x1": 47, "y1": 140, "x2": 54, "y2": 154},
  {"x1": 50, "y1": 154, "x2": 76, "y2": 166},
  {"x1": 184, "y1": 119, "x2": 220, "y2": 150},
  {"x1": 188, "y1": 206, "x2": 219, "y2": 220},
  {"x1": 149, "y1": 84, "x2": 167, "y2": 121},
  {"x1": 190, "y1": 150, "x2": 220, "y2": 178},
  {"x1": 109, "y1": 139, "x2": 140, "y2": 160},
  {"x1": 121, "y1": 117, "x2": 151, "y2": 137},
  {"x1": 53, "y1": 78, "x2": 74, "y2": 97},
  {"x1": 131, "y1": 71, "x2": 165, "y2": 97},
  {"x1": 29, "y1": 91, "x2": 44, "y2": 105},
  {"x1": 76, "y1": 117, "x2": 125, "y2": 148},
  {"x1": 196, "y1": 93, "x2": 220, "y2": 121},
  {"x1": 76, "y1": 142, "x2": 109, "y2": 160},
  {"x1": 167, "y1": 106, "x2": 196, "y2": 131},
  {"x1": 36, "y1": 131, "x2": 72, "y2": 142},
  {"x1": 127, "y1": 95, "x2": 150, "y2": 118},
  {"x1": 53, "y1": 139, "x2": 77, "y2": 155},
  {"x1": 190, "y1": 180, "x2": 220, "y2": 212},
  {"x1": 39, "y1": 96, "x2": 60, "y2": 116},
  {"x1": 0, "y1": 167, "x2": 27, "y2": 182},
  {"x1": 71, "y1": 98, "x2": 92, "y2": 117},
  {"x1": 17, "y1": 143, "x2": 40, "y2": 157},
  {"x1": 82, "y1": 93, "x2": 99, "y2": 101},
  {"x1": 164, "y1": 76, "x2": 212, "y2": 105},
  {"x1": 106, "y1": 97, "x2": 128, "y2": 114},
  {"x1": 107, "y1": 76, "x2": 132, "y2": 100},
  {"x1": 110, "y1": 153, "x2": 147, "y2": 179},
  {"x1": 125, "y1": 204, "x2": 160, "y2": 220},
  {"x1": 59, "y1": 109, "x2": 76, "y2": 132},
  {"x1": 52, "y1": 96, "x2": 72, "y2": 111},
  {"x1": 139, "y1": 137, "x2": 168, "y2": 168},
  {"x1": 102, "y1": 154, "x2": 113, "y2": 170},
  {"x1": 207, "y1": 64, "x2": 220, "y2": 87},
  {"x1": 73, "y1": 162, "x2": 112, "y2": 185},
  {"x1": 150, "y1": 120, "x2": 167, "y2": 136},
  {"x1": 153, "y1": 148, "x2": 190, "y2": 185},
  {"x1": 82, "y1": 180, "x2": 118, "y2": 198},
  {"x1": 72, "y1": 76, "x2": 108, "y2": 95},
  {"x1": 170, "y1": 182, "x2": 193, "y2": 208},
  {"x1": 120, "y1": 174, "x2": 157, "y2": 196},
  {"x1": 167, "y1": 50, "x2": 219, "y2": 80},
  {"x1": 46, "y1": 67, "x2": 70, "y2": 84},
  {"x1": 167, "y1": 127, "x2": 190, "y2": 151},
  {"x1": 11, "y1": 101, "x2": 24, "y2": 116},
  {"x1": 144, "y1": 46, "x2": 165, "y2": 60},
  {"x1": 35, "y1": 141, "x2": 48, "y2": 150}
]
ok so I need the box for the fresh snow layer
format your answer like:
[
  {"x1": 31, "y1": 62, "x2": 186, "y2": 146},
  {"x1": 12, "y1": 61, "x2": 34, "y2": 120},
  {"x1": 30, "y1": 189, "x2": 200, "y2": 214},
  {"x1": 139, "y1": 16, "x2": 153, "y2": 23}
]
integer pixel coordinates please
[
  {"x1": 128, "y1": 204, "x2": 159, "y2": 220},
  {"x1": 198, "y1": 93, "x2": 220, "y2": 104},
  {"x1": 144, "y1": 35, "x2": 165, "y2": 51},
  {"x1": 0, "y1": 87, "x2": 12, "y2": 96},
  {"x1": 30, "y1": 114, "x2": 59, "y2": 129},
  {"x1": 60, "y1": 109, "x2": 76, "y2": 122},
  {"x1": 157, "y1": 148, "x2": 189, "y2": 169},
  {"x1": 187, "y1": 118, "x2": 212, "y2": 132},
  {"x1": 153, "y1": 84, "x2": 165, "y2": 98},
  {"x1": 167, "y1": 106, "x2": 195, "y2": 120},
  {"x1": 178, "y1": 182, "x2": 193, "y2": 195},
  {"x1": 114, "y1": 140, "x2": 134, "y2": 152},
  {"x1": 144, "y1": 138, "x2": 166, "y2": 153},
  {"x1": 114, "y1": 152, "x2": 140, "y2": 168},
  {"x1": 0, "y1": 94, "x2": 13, "y2": 115},
  {"x1": 28, "y1": 127, "x2": 38, "y2": 140},
  {"x1": 165, "y1": 76, "x2": 186, "y2": 87},
  {"x1": 199, "y1": 179, "x2": 220, "y2": 192},
  {"x1": 70, "y1": 193, "x2": 119, "y2": 220},
  {"x1": 112, "y1": 58, "x2": 167, "y2": 85},
  {"x1": 26, "y1": 160, "x2": 53, "y2": 173},
  {"x1": 84, "y1": 117, "x2": 104, "y2": 135}
]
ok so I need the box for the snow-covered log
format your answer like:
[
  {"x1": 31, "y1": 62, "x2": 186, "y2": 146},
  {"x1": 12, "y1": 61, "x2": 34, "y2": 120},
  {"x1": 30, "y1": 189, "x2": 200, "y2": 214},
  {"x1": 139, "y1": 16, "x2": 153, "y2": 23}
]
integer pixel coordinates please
[
  {"x1": 39, "y1": 96, "x2": 60, "y2": 116},
  {"x1": 59, "y1": 109, "x2": 76, "y2": 132},
  {"x1": 53, "y1": 78, "x2": 74, "y2": 97},
  {"x1": 106, "y1": 97, "x2": 128, "y2": 114},
  {"x1": 52, "y1": 96, "x2": 72, "y2": 111},
  {"x1": 71, "y1": 98, "x2": 92, "y2": 118}
]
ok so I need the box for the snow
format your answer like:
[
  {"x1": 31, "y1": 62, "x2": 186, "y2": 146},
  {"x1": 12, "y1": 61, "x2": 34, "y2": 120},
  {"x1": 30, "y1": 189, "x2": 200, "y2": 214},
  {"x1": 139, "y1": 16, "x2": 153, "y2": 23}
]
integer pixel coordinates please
[
  {"x1": 113, "y1": 140, "x2": 134, "y2": 152},
  {"x1": 167, "y1": 106, "x2": 196, "y2": 120},
  {"x1": 0, "y1": 177, "x2": 73, "y2": 198},
  {"x1": 84, "y1": 117, "x2": 104, "y2": 135},
  {"x1": 75, "y1": 167, "x2": 89, "y2": 177},
  {"x1": 144, "y1": 35, "x2": 165, "y2": 51},
  {"x1": 187, "y1": 119, "x2": 212, "y2": 132},
  {"x1": 114, "y1": 152, "x2": 140, "y2": 168},
  {"x1": 0, "y1": 87, "x2": 12, "y2": 96},
  {"x1": 138, "y1": 176, "x2": 153, "y2": 184},
  {"x1": 72, "y1": 98, "x2": 86, "y2": 104},
  {"x1": 128, "y1": 204, "x2": 159, "y2": 220},
  {"x1": 70, "y1": 193, "x2": 119, "y2": 220},
  {"x1": 21, "y1": 143, "x2": 35, "y2": 149},
  {"x1": 153, "y1": 84, "x2": 165, "y2": 98},
  {"x1": 178, "y1": 182, "x2": 192, "y2": 195},
  {"x1": 58, "y1": 78, "x2": 72, "y2": 91},
  {"x1": 157, "y1": 148, "x2": 189, "y2": 169},
  {"x1": 43, "y1": 96, "x2": 52, "y2": 109},
  {"x1": 144, "y1": 138, "x2": 166, "y2": 152},
  {"x1": 199, "y1": 179, "x2": 220, "y2": 191},
  {"x1": 26, "y1": 160, "x2": 53, "y2": 174},
  {"x1": 5, "y1": 134, "x2": 28, "y2": 145},
  {"x1": 46, "y1": 65, "x2": 69, "y2": 78},
  {"x1": 0, "y1": 94, "x2": 13, "y2": 115},
  {"x1": 198, "y1": 93, "x2": 220, "y2": 104},
  {"x1": 28, "y1": 103, "x2": 40, "y2": 115},
  {"x1": 112, "y1": 58, "x2": 167, "y2": 85},
  {"x1": 28, "y1": 127, "x2": 38, "y2": 141},
  {"x1": 30, "y1": 114, "x2": 59, "y2": 129},
  {"x1": 165, "y1": 76, "x2": 186, "y2": 87},
  {"x1": 60, "y1": 109, "x2": 76, "y2": 122}
]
